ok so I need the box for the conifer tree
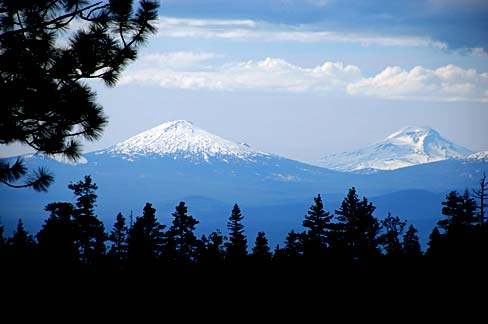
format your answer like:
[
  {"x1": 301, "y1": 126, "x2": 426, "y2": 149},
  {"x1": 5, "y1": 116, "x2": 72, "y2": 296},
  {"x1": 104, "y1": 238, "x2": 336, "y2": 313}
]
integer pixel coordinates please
[
  {"x1": 439, "y1": 190, "x2": 477, "y2": 234},
  {"x1": 196, "y1": 230, "x2": 226, "y2": 267},
  {"x1": 334, "y1": 187, "x2": 381, "y2": 262},
  {"x1": 432, "y1": 190, "x2": 479, "y2": 259},
  {"x1": 402, "y1": 225, "x2": 422, "y2": 258},
  {"x1": 472, "y1": 173, "x2": 487, "y2": 226},
  {"x1": 378, "y1": 213, "x2": 406, "y2": 258},
  {"x1": 302, "y1": 194, "x2": 333, "y2": 257},
  {"x1": 252, "y1": 231, "x2": 272, "y2": 262},
  {"x1": 37, "y1": 202, "x2": 78, "y2": 264},
  {"x1": 69, "y1": 175, "x2": 106, "y2": 264},
  {"x1": 166, "y1": 202, "x2": 199, "y2": 265},
  {"x1": 225, "y1": 203, "x2": 247, "y2": 262},
  {"x1": 108, "y1": 212, "x2": 129, "y2": 263},
  {"x1": 0, "y1": 0, "x2": 159, "y2": 190},
  {"x1": 426, "y1": 226, "x2": 444, "y2": 258},
  {"x1": 8, "y1": 219, "x2": 36, "y2": 261},
  {"x1": 0, "y1": 225, "x2": 6, "y2": 260},
  {"x1": 283, "y1": 230, "x2": 303, "y2": 259},
  {"x1": 128, "y1": 202, "x2": 165, "y2": 265}
]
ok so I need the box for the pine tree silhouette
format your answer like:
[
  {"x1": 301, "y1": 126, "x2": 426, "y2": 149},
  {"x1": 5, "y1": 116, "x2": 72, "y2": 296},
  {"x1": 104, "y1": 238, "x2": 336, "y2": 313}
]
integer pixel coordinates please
[
  {"x1": 252, "y1": 231, "x2": 272, "y2": 263},
  {"x1": 378, "y1": 213, "x2": 406, "y2": 258},
  {"x1": 37, "y1": 202, "x2": 78, "y2": 265},
  {"x1": 8, "y1": 219, "x2": 36, "y2": 265},
  {"x1": 69, "y1": 176, "x2": 106, "y2": 265},
  {"x1": 402, "y1": 225, "x2": 422, "y2": 258},
  {"x1": 108, "y1": 212, "x2": 129, "y2": 264},
  {"x1": 334, "y1": 187, "x2": 381, "y2": 263},
  {"x1": 0, "y1": 1, "x2": 159, "y2": 190},
  {"x1": 128, "y1": 202, "x2": 165, "y2": 266},
  {"x1": 302, "y1": 194, "x2": 333, "y2": 259},
  {"x1": 166, "y1": 202, "x2": 199, "y2": 266},
  {"x1": 225, "y1": 204, "x2": 248, "y2": 263}
]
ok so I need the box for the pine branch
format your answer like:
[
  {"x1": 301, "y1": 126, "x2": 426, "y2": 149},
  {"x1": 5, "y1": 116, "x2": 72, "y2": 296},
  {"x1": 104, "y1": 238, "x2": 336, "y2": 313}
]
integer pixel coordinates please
[{"x1": 0, "y1": 1, "x2": 104, "y2": 40}]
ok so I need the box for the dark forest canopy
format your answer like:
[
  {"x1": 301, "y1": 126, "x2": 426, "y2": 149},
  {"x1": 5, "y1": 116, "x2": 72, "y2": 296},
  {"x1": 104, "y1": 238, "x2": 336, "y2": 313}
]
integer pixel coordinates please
[
  {"x1": 0, "y1": 0, "x2": 159, "y2": 190},
  {"x1": 2, "y1": 175, "x2": 487, "y2": 278}
]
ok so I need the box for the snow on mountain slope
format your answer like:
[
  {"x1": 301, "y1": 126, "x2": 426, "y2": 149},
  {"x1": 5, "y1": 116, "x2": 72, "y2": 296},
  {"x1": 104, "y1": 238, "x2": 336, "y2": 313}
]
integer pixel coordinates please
[
  {"x1": 466, "y1": 150, "x2": 488, "y2": 161},
  {"x1": 97, "y1": 120, "x2": 270, "y2": 162},
  {"x1": 318, "y1": 126, "x2": 473, "y2": 172}
]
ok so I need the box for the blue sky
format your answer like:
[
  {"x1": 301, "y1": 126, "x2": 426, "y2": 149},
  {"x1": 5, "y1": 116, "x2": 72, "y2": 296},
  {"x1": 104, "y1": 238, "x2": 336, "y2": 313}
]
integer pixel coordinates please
[{"x1": 2, "y1": 0, "x2": 488, "y2": 163}]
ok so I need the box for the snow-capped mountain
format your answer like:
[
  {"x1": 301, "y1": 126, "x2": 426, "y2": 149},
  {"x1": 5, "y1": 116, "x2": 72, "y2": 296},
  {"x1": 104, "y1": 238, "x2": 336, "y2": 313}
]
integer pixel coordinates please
[
  {"x1": 318, "y1": 126, "x2": 473, "y2": 172},
  {"x1": 466, "y1": 150, "x2": 488, "y2": 161},
  {"x1": 98, "y1": 120, "x2": 269, "y2": 162}
]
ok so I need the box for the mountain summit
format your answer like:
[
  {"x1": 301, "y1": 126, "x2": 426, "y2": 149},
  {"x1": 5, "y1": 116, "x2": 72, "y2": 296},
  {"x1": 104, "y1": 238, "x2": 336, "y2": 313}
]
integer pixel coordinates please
[
  {"x1": 318, "y1": 126, "x2": 473, "y2": 172},
  {"x1": 98, "y1": 120, "x2": 269, "y2": 162}
]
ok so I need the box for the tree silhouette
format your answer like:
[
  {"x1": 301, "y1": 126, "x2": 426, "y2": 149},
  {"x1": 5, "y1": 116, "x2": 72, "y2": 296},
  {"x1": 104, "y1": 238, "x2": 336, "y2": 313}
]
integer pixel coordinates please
[
  {"x1": 378, "y1": 213, "x2": 406, "y2": 258},
  {"x1": 429, "y1": 190, "x2": 479, "y2": 260},
  {"x1": 225, "y1": 203, "x2": 247, "y2": 262},
  {"x1": 128, "y1": 202, "x2": 165, "y2": 265},
  {"x1": 196, "y1": 230, "x2": 226, "y2": 267},
  {"x1": 108, "y1": 212, "x2": 129, "y2": 264},
  {"x1": 302, "y1": 194, "x2": 333, "y2": 258},
  {"x1": 472, "y1": 173, "x2": 487, "y2": 226},
  {"x1": 402, "y1": 224, "x2": 422, "y2": 258},
  {"x1": 8, "y1": 219, "x2": 36, "y2": 263},
  {"x1": 282, "y1": 230, "x2": 303, "y2": 259},
  {"x1": 37, "y1": 202, "x2": 78, "y2": 264},
  {"x1": 0, "y1": 0, "x2": 159, "y2": 190},
  {"x1": 166, "y1": 202, "x2": 199, "y2": 265},
  {"x1": 69, "y1": 175, "x2": 106, "y2": 264},
  {"x1": 0, "y1": 225, "x2": 6, "y2": 261},
  {"x1": 251, "y1": 231, "x2": 272, "y2": 263},
  {"x1": 426, "y1": 226, "x2": 442, "y2": 258},
  {"x1": 439, "y1": 190, "x2": 477, "y2": 234},
  {"x1": 334, "y1": 187, "x2": 381, "y2": 262}
]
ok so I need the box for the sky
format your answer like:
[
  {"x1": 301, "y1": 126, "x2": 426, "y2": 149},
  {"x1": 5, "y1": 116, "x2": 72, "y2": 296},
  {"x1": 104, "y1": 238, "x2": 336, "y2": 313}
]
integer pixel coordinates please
[{"x1": 2, "y1": 0, "x2": 488, "y2": 164}]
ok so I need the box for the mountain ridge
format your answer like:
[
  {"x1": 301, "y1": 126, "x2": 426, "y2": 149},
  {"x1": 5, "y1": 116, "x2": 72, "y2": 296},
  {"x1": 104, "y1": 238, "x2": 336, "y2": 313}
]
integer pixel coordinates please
[{"x1": 318, "y1": 126, "x2": 473, "y2": 172}]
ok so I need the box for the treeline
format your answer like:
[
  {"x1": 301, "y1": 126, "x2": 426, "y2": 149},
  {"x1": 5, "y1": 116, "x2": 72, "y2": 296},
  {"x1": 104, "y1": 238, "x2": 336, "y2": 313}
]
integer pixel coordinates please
[{"x1": 2, "y1": 174, "x2": 487, "y2": 279}]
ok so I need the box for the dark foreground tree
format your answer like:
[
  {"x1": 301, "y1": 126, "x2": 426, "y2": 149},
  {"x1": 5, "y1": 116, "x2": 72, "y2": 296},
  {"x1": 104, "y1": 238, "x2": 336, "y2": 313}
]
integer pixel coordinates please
[
  {"x1": 7, "y1": 219, "x2": 36, "y2": 263},
  {"x1": 302, "y1": 194, "x2": 333, "y2": 258},
  {"x1": 166, "y1": 202, "x2": 199, "y2": 265},
  {"x1": 334, "y1": 187, "x2": 381, "y2": 262},
  {"x1": 69, "y1": 175, "x2": 106, "y2": 264},
  {"x1": 108, "y1": 212, "x2": 129, "y2": 263},
  {"x1": 0, "y1": 0, "x2": 159, "y2": 190},
  {"x1": 473, "y1": 173, "x2": 487, "y2": 226},
  {"x1": 378, "y1": 213, "x2": 406, "y2": 258},
  {"x1": 37, "y1": 202, "x2": 78, "y2": 264},
  {"x1": 128, "y1": 202, "x2": 165, "y2": 265},
  {"x1": 251, "y1": 231, "x2": 272, "y2": 263},
  {"x1": 225, "y1": 204, "x2": 247, "y2": 262},
  {"x1": 402, "y1": 225, "x2": 422, "y2": 258}
]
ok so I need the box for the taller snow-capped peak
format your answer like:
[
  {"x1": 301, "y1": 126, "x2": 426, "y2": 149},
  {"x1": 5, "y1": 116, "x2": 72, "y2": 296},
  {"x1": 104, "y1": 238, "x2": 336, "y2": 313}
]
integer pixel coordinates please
[
  {"x1": 102, "y1": 120, "x2": 269, "y2": 162},
  {"x1": 318, "y1": 126, "x2": 473, "y2": 172}
]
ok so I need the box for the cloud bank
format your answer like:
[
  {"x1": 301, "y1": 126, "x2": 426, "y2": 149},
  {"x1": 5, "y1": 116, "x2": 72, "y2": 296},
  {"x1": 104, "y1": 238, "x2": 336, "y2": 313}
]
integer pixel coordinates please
[{"x1": 121, "y1": 52, "x2": 488, "y2": 102}]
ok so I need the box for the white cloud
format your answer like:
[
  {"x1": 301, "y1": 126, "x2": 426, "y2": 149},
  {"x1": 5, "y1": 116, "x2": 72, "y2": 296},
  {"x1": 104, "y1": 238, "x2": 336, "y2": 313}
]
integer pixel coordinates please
[
  {"x1": 121, "y1": 53, "x2": 488, "y2": 102},
  {"x1": 141, "y1": 52, "x2": 218, "y2": 69},
  {"x1": 347, "y1": 64, "x2": 488, "y2": 102},
  {"x1": 121, "y1": 57, "x2": 361, "y2": 93},
  {"x1": 157, "y1": 16, "x2": 447, "y2": 49}
]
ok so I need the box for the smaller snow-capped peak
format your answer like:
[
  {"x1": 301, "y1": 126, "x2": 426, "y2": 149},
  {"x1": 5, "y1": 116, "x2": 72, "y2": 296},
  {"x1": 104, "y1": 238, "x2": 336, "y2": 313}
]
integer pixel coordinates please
[
  {"x1": 318, "y1": 126, "x2": 473, "y2": 172},
  {"x1": 102, "y1": 120, "x2": 269, "y2": 162},
  {"x1": 466, "y1": 150, "x2": 488, "y2": 161}
]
